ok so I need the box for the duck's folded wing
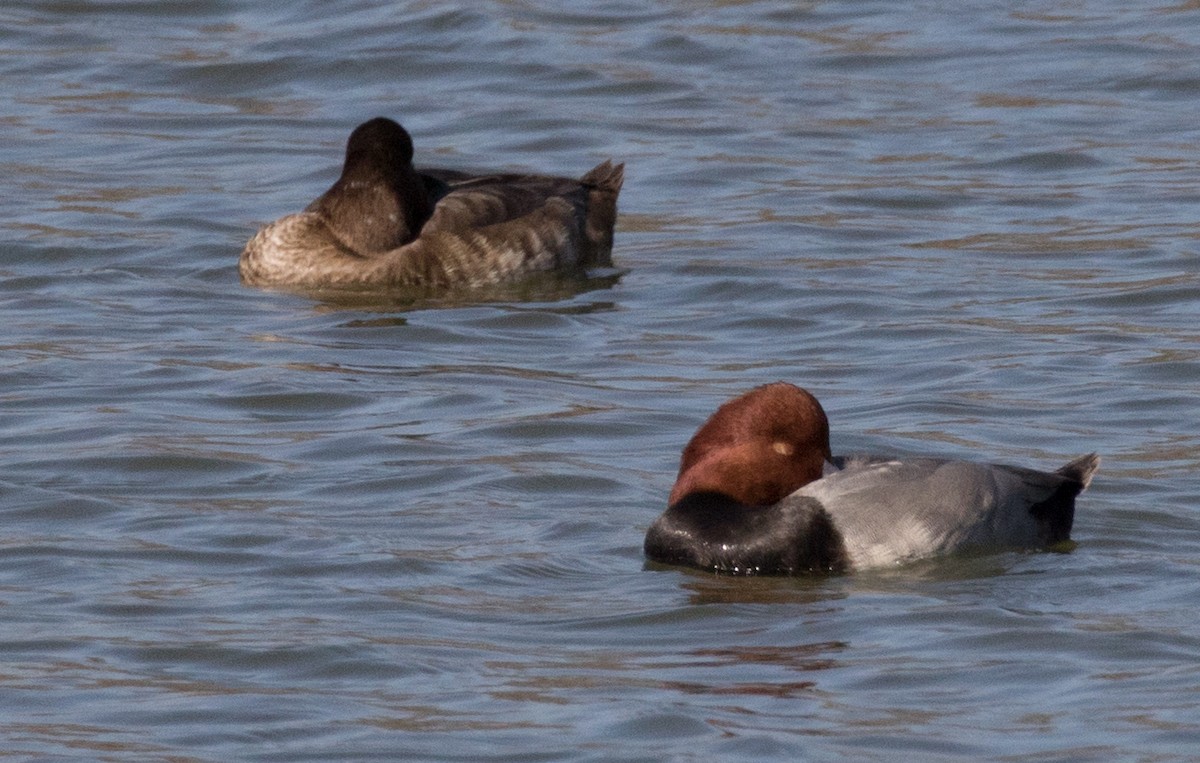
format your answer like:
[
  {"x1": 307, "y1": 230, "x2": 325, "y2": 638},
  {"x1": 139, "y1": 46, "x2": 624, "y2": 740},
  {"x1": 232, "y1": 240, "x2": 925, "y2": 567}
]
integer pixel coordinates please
[
  {"x1": 416, "y1": 162, "x2": 623, "y2": 274},
  {"x1": 398, "y1": 174, "x2": 592, "y2": 282},
  {"x1": 421, "y1": 173, "x2": 589, "y2": 232},
  {"x1": 795, "y1": 458, "x2": 1074, "y2": 568},
  {"x1": 385, "y1": 197, "x2": 578, "y2": 286}
]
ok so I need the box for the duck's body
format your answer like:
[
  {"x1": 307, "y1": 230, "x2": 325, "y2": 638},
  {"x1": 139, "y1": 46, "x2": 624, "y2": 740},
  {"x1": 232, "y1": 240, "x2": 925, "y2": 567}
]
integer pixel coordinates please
[
  {"x1": 645, "y1": 383, "x2": 1099, "y2": 575},
  {"x1": 240, "y1": 118, "x2": 624, "y2": 290}
]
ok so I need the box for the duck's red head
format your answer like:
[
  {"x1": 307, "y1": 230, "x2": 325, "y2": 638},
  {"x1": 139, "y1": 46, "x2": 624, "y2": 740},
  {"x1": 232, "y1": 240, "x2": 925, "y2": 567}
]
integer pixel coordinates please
[{"x1": 668, "y1": 382, "x2": 833, "y2": 507}]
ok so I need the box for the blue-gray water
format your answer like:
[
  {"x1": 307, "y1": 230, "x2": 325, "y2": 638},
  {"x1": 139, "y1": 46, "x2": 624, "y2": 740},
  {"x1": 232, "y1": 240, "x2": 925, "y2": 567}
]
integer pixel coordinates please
[{"x1": 3, "y1": 1, "x2": 1199, "y2": 760}]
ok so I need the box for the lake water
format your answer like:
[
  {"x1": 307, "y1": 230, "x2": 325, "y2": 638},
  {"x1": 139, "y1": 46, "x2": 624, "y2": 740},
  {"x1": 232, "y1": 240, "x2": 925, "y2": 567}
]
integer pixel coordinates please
[{"x1": 3, "y1": 1, "x2": 1199, "y2": 760}]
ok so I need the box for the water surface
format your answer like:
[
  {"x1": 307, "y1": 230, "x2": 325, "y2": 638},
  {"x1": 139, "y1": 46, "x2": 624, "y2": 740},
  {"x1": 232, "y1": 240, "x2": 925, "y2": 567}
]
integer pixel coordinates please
[{"x1": 2, "y1": 1, "x2": 1199, "y2": 760}]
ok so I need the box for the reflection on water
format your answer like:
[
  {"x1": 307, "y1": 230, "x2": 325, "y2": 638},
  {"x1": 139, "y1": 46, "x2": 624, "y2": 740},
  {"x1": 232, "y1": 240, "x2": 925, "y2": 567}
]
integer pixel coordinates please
[{"x1": 304, "y1": 269, "x2": 625, "y2": 314}]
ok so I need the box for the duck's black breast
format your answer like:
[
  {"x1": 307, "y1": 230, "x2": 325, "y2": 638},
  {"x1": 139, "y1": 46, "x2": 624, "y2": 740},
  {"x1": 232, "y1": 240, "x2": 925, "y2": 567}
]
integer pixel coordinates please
[{"x1": 644, "y1": 491, "x2": 849, "y2": 576}]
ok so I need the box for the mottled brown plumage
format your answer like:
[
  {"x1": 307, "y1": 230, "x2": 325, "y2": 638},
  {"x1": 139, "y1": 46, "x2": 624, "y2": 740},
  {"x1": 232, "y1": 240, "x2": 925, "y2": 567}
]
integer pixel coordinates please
[{"x1": 240, "y1": 117, "x2": 624, "y2": 290}]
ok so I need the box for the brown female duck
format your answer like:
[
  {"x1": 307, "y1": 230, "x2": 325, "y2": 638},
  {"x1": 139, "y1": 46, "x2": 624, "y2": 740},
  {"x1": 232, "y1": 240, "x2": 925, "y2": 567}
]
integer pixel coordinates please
[{"x1": 239, "y1": 117, "x2": 624, "y2": 290}]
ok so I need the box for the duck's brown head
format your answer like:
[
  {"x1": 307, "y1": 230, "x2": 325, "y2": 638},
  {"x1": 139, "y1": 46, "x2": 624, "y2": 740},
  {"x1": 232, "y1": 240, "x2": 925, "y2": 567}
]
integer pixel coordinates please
[
  {"x1": 669, "y1": 382, "x2": 833, "y2": 507},
  {"x1": 309, "y1": 117, "x2": 434, "y2": 254}
]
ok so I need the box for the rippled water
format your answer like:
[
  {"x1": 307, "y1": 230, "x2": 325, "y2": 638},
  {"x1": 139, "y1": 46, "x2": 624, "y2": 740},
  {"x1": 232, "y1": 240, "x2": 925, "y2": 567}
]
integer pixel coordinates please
[{"x1": 3, "y1": 1, "x2": 1199, "y2": 760}]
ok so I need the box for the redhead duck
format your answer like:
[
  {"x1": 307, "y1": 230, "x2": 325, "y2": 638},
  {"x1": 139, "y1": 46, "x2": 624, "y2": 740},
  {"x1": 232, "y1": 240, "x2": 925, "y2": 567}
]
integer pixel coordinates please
[
  {"x1": 239, "y1": 117, "x2": 624, "y2": 290},
  {"x1": 645, "y1": 382, "x2": 1099, "y2": 575}
]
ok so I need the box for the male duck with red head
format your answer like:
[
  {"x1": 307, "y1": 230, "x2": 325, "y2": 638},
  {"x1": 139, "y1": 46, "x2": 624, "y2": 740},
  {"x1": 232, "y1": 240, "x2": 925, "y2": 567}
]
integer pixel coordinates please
[{"x1": 645, "y1": 383, "x2": 1099, "y2": 575}]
